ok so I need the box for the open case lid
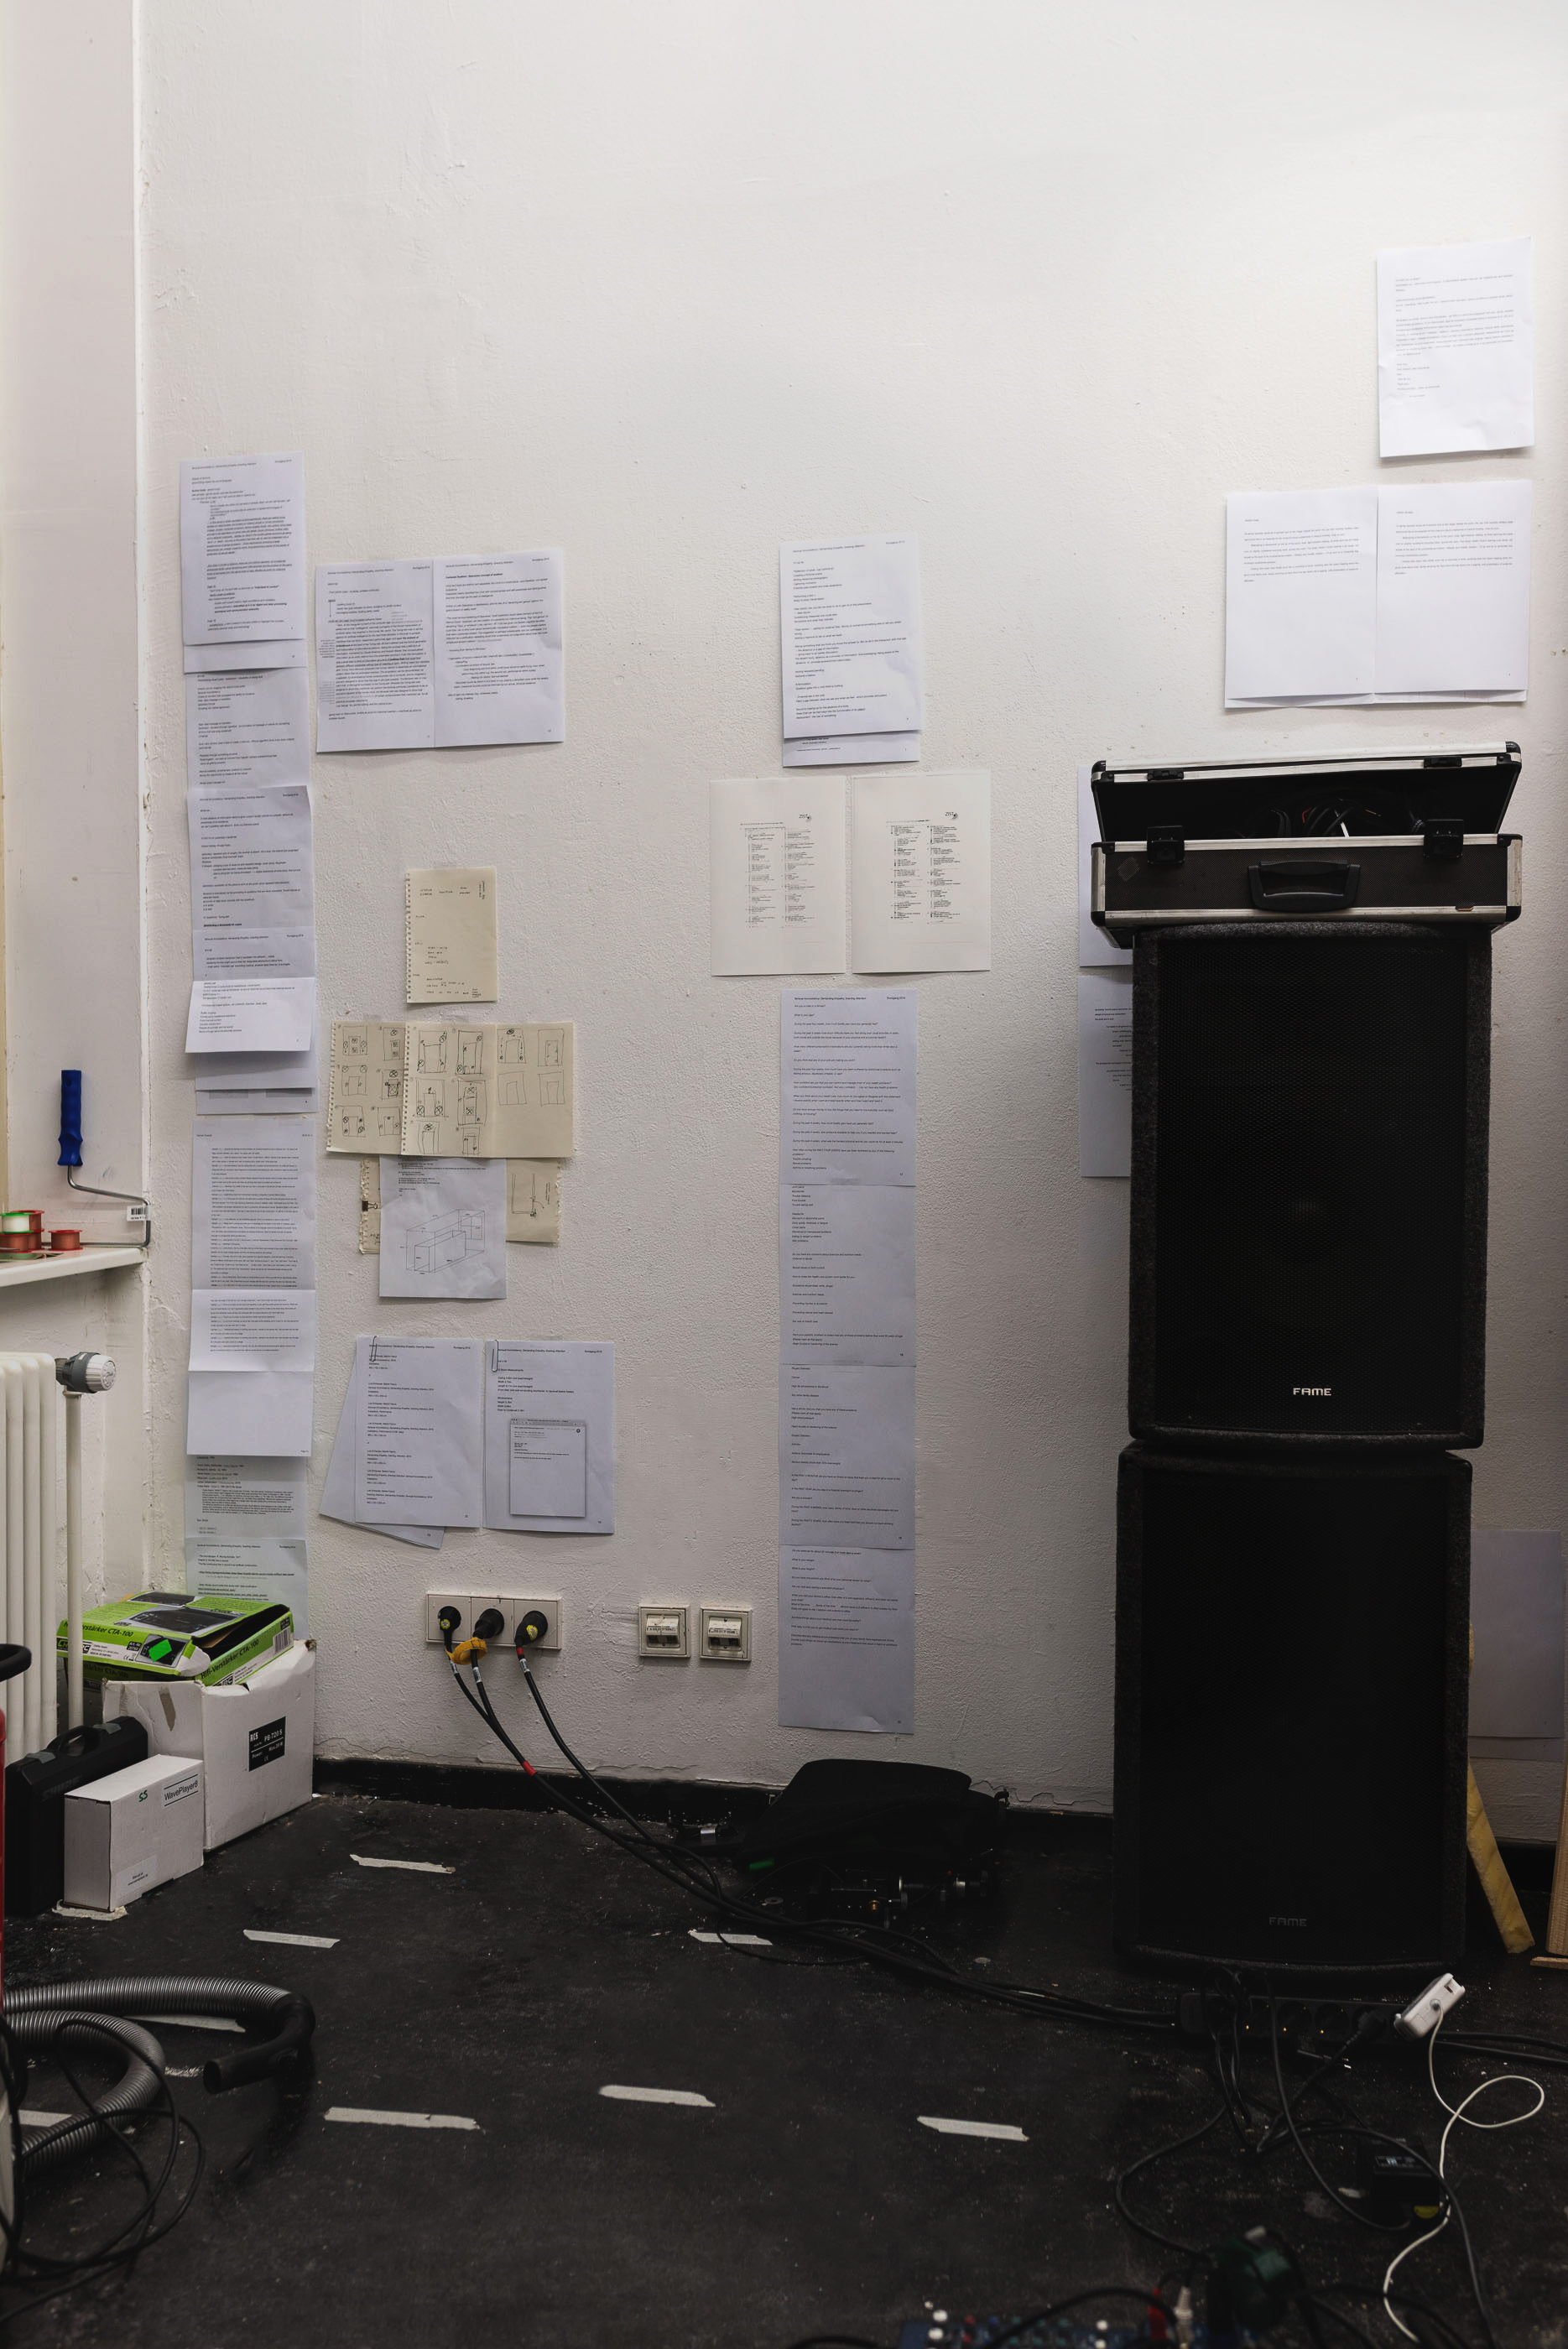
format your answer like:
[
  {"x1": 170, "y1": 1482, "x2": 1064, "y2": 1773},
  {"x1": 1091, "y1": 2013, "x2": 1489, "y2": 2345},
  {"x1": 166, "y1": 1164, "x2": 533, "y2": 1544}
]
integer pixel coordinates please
[{"x1": 1091, "y1": 742, "x2": 1519, "y2": 844}]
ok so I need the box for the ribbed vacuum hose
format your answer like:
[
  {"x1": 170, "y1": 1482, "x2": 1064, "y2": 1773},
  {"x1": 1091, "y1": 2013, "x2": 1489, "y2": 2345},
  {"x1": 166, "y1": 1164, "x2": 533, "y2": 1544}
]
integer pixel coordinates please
[
  {"x1": 8, "y1": 2013, "x2": 164, "y2": 2174},
  {"x1": 6, "y1": 1975, "x2": 315, "y2": 2095}
]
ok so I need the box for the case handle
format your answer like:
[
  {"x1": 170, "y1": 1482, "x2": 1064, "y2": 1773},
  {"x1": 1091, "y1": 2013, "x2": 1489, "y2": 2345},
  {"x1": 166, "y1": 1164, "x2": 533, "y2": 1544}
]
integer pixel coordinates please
[{"x1": 1247, "y1": 858, "x2": 1361, "y2": 914}]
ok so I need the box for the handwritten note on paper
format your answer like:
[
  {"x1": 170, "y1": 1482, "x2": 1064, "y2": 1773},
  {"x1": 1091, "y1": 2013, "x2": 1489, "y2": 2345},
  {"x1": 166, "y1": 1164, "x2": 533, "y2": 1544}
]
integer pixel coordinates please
[
  {"x1": 326, "y1": 1021, "x2": 406, "y2": 1154},
  {"x1": 400, "y1": 1021, "x2": 574, "y2": 1159},
  {"x1": 405, "y1": 868, "x2": 498, "y2": 1004}
]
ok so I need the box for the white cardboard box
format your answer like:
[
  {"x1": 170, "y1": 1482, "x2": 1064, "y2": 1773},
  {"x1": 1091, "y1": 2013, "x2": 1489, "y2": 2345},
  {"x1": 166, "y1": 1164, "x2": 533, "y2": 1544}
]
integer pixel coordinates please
[
  {"x1": 63, "y1": 1753, "x2": 205, "y2": 1910},
  {"x1": 105, "y1": 1642, "x2": 315, "y2": 1852}
]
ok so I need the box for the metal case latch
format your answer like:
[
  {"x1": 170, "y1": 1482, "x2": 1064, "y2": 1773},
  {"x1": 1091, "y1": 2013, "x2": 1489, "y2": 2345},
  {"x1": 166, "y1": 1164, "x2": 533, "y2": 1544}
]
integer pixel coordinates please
[
  {"x1": 1423, "y1": 818, "x2": 1464, "y2": 862},
  {"x1": 1145, "y1": 825, "x2": 1185, "y2": 869}
]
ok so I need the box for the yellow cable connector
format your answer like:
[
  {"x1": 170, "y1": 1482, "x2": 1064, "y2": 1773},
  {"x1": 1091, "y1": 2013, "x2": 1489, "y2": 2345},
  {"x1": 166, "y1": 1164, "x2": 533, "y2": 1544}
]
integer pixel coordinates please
[{"x1": 450, "y1": 1637, "x2": 487, "y2": 1667}]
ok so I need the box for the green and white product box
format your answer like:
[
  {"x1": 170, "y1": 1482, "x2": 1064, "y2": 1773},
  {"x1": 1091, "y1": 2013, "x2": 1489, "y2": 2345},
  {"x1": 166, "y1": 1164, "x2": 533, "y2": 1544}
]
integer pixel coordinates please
[{"x1": 63, "y1": 1591, "x2": 294, "y2": 1685}]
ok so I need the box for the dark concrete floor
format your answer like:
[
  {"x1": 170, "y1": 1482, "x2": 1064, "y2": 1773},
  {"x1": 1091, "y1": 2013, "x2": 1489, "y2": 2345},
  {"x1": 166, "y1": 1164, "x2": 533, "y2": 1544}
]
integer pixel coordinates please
[{"x1": 2, "y1": 1784, "x2": 1565, "y2": 2348}]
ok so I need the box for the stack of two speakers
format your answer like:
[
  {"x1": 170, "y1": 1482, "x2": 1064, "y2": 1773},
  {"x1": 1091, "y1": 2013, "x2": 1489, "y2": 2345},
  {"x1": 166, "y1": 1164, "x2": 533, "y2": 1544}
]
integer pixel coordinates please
[{"x1": 1114, "y1": 921, "x2": 1487, "y2": 1980}]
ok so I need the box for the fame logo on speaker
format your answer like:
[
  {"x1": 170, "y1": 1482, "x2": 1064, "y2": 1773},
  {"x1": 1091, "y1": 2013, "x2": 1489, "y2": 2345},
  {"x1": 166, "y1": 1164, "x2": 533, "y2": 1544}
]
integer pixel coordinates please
[{"x1": 1291, "y1": 1386, "x2": 1332, "y2": 1397}]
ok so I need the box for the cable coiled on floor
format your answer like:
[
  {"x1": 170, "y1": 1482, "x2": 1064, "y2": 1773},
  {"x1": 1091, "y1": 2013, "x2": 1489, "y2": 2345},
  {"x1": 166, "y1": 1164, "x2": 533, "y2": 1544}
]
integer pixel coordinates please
[{"x1": 8, "y1": 2013, "x2": 164, "y2": 2175}]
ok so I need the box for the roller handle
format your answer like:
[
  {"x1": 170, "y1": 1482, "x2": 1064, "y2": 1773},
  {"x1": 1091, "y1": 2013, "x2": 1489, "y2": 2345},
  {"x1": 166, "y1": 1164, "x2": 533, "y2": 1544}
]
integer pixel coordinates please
[{"x1": 58, "y1": 1070, "x2": 83, "y2": 1168}]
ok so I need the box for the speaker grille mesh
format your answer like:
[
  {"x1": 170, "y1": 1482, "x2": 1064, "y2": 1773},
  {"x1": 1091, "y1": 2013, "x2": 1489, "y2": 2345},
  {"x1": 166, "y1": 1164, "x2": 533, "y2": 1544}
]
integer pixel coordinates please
[{"x1": 1143, "y1": 928, "x2": 1481, "y2": 1442}]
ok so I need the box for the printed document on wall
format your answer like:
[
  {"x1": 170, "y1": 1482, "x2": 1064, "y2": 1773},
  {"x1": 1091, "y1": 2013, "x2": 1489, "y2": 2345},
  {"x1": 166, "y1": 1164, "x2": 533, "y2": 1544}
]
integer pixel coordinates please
[
  {"x1": 406, "y1": 869, "x2": 498, "y2": 1003},
  {"x1": 779, "y1": 1546, "x2": 914, "y2": 1733},
  {"x1": 180, "y1": 452, "x2": 305, "y2": 649},
  {"x1": 185, "y1": 669, "x2": 310, "y2": 794},
  {"x1": 1375, "y1": 481, "x2": 1531, "y2": 698},
  {"x1": 188, "y1": 785, "x2": 315, "y2": 981},
  {"x1": 779, "y1": 1365, "x2": 915, "y2": 1550},
  {"x1": 378, "y1": 1157, "x2": 506, "y2": 1301},
  {"x1": 851, "y1": 772, "x2": 990, "y2": 972},
  {"x1": 184, "y1": 1540, "x2": 311, "y2": 1638},
  {"x1": 1078, "y1": 971, "x2": 1133, "y2": 1178},
  {"x1": 710, "y1": 777, "x2": 846, "y2": 975},
  {"x1": 783, "y1": 732, "x2": 919, "y2": 769},
  {"x1": 781, "y1": 991, "x2": 915, "y2": 1187},
  {"x1": 187, "y1": 978, "x2": 315, "y2": 1056},
  {"x1": 483, "y1": 1341, "x2": 614, "y2": 1534},
  {"x1": 780, "y1": 1183, "x2": 914, "y2": 1368},
  {"x1": 1078, "y1": 764, "x2": 1129, "y2": 966},
  {"x1": 780, "y1": 535, "x2": 922, "y2": 742},
  {"x1": 433, "y1": 552, "x2": 563, "y2": 747},
  {"x1": 320, "y1": 1348, "x2": 442, "y2": 1549},
  {"x1": 353, "y1": 1336, "x2": 482, "y2": 1528},
  {"x1": 1225, "y1": 489, "x2": 1378, "y2": 704},
  {"x1": 315, "y1": 561, "x2": 435, "y2": 753},
  {"x1": 1378, "y1": 238, "x2": 1533, "y2": 458}
]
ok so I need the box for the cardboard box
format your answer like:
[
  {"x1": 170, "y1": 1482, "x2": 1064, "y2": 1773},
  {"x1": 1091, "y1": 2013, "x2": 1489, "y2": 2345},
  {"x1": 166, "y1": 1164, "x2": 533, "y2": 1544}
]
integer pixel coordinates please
[
  {"x1": 63, "y1": 1753, "x2": 204, "y2": 1910},
  {"x1": 104, "y1": 1642, "x2": 315, "y2": 1851},
  {"x1": 64, "y1": 1589, "x2": 294, "y2": 1685}
]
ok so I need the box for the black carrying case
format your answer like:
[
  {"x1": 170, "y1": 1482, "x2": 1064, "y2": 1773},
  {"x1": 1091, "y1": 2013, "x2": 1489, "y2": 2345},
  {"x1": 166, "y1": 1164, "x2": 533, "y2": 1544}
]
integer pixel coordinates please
[
  {"x1": 5, "y1": 1717, "x2": 150, "y2": 1916},
  {"x1": 1089, "y1": 744, "x2": 1521, "y2": 947}
]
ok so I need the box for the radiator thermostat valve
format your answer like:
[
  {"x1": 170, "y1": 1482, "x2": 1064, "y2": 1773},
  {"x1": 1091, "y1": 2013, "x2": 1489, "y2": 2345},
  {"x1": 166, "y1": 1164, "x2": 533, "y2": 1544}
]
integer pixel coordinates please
[{"x1": 55, "y1": 1352, "x2": 115, "y2": 1395}]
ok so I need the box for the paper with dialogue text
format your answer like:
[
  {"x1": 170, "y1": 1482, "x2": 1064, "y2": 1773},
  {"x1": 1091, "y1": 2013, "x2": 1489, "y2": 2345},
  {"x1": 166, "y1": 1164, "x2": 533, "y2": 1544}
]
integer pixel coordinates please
[
  {"x1": 482, "y1": 1341, "x2": 615, "y2": 1534},
  {"x1": 1378, "y1": 237, "x2": 1533, "y2": 458},
  {"x1": 187, "y1": 784, "x2": 315, "y2": 981},
  {"x1": 1078, "y1": 969, "x2": 1133, "y2": 1179},
  {"x1": 183, "y1": 1456, "x2": 312, "y2": 1633},
  {"x1": 709, "y1": 776, "x2": 847, "y2": 976},
  {"x1": 186, "y1": 1116, "x2": 316, "y2": 1458},
  {"x1": 320, "y1": 1344, "x2": 442, "y2": 1549},
  {"x1": 180, "y1": 451, "x2": 305, "y2": 651},
  {"x1": 352, "y1": 1336, "x2": 483, "y2": 1529},
  {"x1": 406, "y1": 868, "x2": 498, "y2": 1003},
  {"x1": 778, "y1": 1546, "x2": 914, "y2": 1735},
  {"x1": 779, "y1": 534, "x2": 922, "y2": 753},
  {"x1": 186, "y1": 977, "x2": 315, "y2": 1056},
  {"x1": 850, "y1": 771, "x2": 990, "y2": 973},
  {"x1": 185, "y1": 668, "x2": 310, "y2": 793}
]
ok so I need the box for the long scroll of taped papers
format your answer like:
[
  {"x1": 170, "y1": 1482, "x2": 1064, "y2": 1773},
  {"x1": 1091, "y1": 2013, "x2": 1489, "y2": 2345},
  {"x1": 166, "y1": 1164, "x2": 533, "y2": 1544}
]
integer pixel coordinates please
[{"x1": 779, "y1": 991, "x2": 916, "y2": 1735}]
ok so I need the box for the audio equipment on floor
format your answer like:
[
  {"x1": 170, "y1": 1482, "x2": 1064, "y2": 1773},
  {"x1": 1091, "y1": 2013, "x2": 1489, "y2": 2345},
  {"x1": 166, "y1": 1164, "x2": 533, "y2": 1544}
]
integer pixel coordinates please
[
  {"x1": 1113, "y1": 1444, "x2": 1469, "y2": 1979},
  {"x1": 1127, "y1": 919, "x2": 1492, "y2": 1449}
]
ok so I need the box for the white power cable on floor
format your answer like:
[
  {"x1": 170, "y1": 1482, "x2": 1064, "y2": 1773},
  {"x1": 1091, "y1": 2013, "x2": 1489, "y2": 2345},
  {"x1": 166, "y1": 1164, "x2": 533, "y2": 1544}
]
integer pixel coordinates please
[{"x1": 1381, "y1": 2010, "x2": 1545, "y2": 2340}]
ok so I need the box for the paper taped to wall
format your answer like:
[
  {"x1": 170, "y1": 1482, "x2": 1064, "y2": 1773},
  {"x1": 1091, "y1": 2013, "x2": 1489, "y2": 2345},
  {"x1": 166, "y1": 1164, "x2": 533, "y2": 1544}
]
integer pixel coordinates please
[
  {"x1": 180, "y1": 451, "x2": 305, "y2": 649},
  {"x1": 378, "y1": 1156, "x2": 507, "y2": 1300},
  {"x1": 482, "y1": 1341, "x2": 613, "y2": 1534},
  {"x1": 353, "y1": 1336, "x2": 483, "y2": 1528},
  {"x1": 710, "y1": 776, "x2": 847, "y2": 976},
  {"x1": 406, "y1": 868, "x2": 497, "y2": 1003},
  {"x1": 778, "y1": 1546, "x2": 915, "y2": 1734},
  {"x1": 850, "y1": 771, "x2": 990, "y2": 973},
  {"x1": 780, "y1": 534, "x2": 922, "y2": 743},
  {"x1": 316, "y1": 553, "x2": 564, "y2": 752},
  {"x1": 401, "y1": 1021, "x2": 574, "y2": 1159},
  {"x1": 328, "y1": 1022, "x2": 405, "y2": 1152},
  {"x1": 1378, "y1": 237, "x2": 1533, "y2": 459},
  {"x1": 185, "y1": 668, "x2": 310, "y2": 793}
]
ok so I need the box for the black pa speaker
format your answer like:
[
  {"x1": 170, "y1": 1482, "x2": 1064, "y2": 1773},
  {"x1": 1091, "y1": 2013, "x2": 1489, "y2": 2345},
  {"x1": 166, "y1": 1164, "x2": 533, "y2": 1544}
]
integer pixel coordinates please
[
  {"x1": 1128, "y1": 921, "x2": 1490, "y2": 1449},
  {"x1": 1113, "y1": 1444, "x2": 1469, "y2": 1980}
]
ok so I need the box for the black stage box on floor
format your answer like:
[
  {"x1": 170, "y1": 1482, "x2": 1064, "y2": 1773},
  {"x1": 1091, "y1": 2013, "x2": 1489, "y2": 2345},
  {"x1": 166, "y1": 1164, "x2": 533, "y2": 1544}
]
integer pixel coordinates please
[
  {"x1": 1113, "y1": 1443, "x2": 1469, "y2": 1981},
  {"x1": 1127, "y1": 920, "x2": 1492, "y2": 1451}
]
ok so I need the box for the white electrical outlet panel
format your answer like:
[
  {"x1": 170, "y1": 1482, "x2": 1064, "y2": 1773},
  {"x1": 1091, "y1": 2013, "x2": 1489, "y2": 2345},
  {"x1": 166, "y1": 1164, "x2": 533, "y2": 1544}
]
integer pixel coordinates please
[
  {"x1": 698, "y1": 1605, "x2": 752, "y2": 1664},
  {"x1": 506, "y1": 1595, "x2": 564, "y2": 1654},
  {"x1": 637, "y1": 1602, "x2": 690, "y2": 1659},
  {"x1": 425, "y1": 1592, "x2": 470, "y2": 1646}
]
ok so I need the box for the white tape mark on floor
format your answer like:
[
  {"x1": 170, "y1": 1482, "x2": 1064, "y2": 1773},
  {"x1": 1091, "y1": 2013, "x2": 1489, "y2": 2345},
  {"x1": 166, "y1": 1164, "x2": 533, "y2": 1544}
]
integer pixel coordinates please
[
  {"x1": 135, "y1": 2013, "x2": 245, "y2": 2034},
  {"x1": 19, "y1": 2111, "x2": 70, "y2": 2128},
  {"x1": 918, "y1": 2114, "x2": 1028, "y2": 2142},
  {"x1": 600, "y1": 2084, "x2": 715, "y2": 2108},
  {"x1": 325, "y1": 2107, "x2": 478, "y2": 2131},
  {"x1": 351, "y1": 1855, "x2": 455, "y2": 1874},
  {"x1": 688, "y1": 1929, "x2": 772, "y2": 1947},
  {"x1": 244, "y1": 1929, "x2": 339, "y2": 1949},
  {"x1": 164, "y1": 2068, "x2": 205, "y2": 2079}
]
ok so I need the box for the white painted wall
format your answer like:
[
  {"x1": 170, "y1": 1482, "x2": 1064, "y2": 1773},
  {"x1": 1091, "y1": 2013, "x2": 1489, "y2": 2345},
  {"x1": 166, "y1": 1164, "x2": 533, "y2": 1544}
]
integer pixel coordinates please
[
  {"x1": 0, "y1": 3, "x2": 148, "y2": 1612},
  {"x1": 33, "y1": 0, "x2": 1566, "y2": 1828}
]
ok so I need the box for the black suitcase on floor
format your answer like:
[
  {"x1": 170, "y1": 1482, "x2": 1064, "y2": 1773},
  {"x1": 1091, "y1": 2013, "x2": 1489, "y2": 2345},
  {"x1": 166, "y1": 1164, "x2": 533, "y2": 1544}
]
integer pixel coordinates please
[{"x1": 5, "y1": 1717, "x2": 150, "y2": 1916}]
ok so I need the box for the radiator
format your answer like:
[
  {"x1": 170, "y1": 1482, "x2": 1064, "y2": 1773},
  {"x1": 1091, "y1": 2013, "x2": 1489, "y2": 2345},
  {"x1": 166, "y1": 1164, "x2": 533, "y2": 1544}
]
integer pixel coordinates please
[{"x1": 0, "y1": 1356, "x2": 60, "y2": 1758}]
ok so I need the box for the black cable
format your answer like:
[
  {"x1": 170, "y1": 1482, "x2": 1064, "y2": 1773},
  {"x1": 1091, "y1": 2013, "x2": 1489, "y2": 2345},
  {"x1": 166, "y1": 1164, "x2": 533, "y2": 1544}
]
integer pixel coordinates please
[
  {"x1": 1268, "y1": 2000, "x2": 1414, "y2": 2236},
  {"x1": 1112, "y1": 2099, "x2": 1228, "y2": 2257}
]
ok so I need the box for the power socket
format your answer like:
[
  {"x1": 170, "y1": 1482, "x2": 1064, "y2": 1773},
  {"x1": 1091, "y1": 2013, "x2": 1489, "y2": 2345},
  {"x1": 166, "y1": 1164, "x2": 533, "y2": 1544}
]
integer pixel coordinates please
[
  {"x1": 698, "y1": 1604, "x2": 751, "y2": 1664},
  {"x1": 637, "y1": 1602, "x2": 690, "y2": 1659},
  {"x1": 425, "y1": 1593, "x2": 510, "y2": 1647},
  {"x1": 505, "y1": 1595, "x2": 564, "y2": 1653}
]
